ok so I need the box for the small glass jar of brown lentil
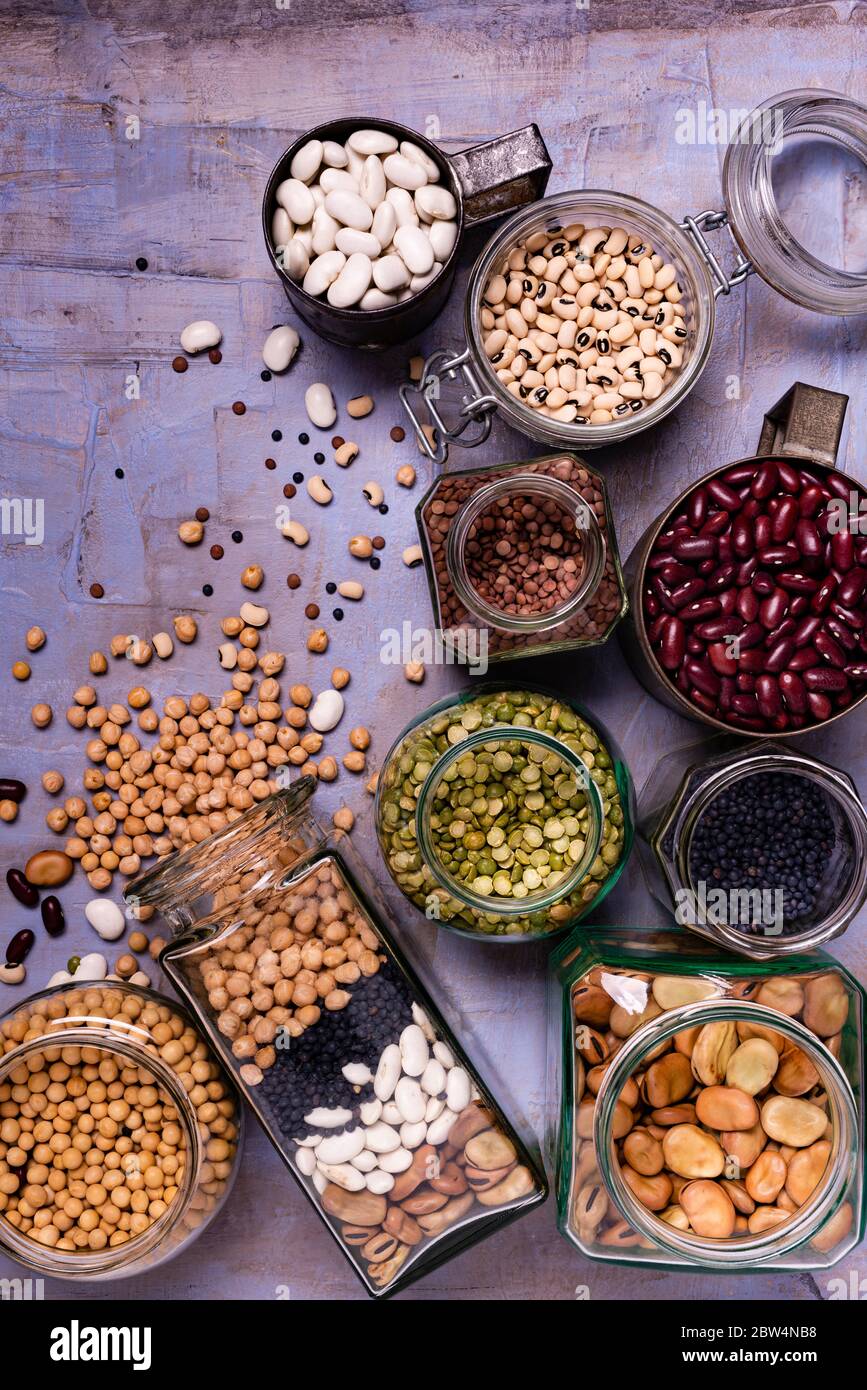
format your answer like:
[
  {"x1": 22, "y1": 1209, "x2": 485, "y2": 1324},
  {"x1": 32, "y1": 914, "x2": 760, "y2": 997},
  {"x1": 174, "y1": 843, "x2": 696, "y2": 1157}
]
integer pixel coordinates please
[
  {"x1": 416, "y1": 453, "x2": 627, "y2": 663},
  {"x1": 0, "y1": 980, "x2": 243, "y2": 1280}
]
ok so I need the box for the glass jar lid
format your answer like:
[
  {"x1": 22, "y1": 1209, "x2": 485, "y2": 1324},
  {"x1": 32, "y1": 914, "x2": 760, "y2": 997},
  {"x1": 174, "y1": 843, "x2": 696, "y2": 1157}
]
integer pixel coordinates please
[{"x1": 723, "y1": 89, "x2": 867, "y2": 315}]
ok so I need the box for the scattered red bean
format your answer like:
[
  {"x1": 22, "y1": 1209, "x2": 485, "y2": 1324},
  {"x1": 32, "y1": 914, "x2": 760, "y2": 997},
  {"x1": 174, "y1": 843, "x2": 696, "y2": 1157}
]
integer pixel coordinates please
[
  {"x1": 643, "y1": 460, "x2": 867, "y2": 731},
  {"x1": 195, "y1": 506, "x2": 210, "y2": 522},
  {"x1": 283, "y1": 483, "x2": 296, "y2": 499},
  {"x1": 209, "y1": 349, "x2": 222, "y2": 364},
  {"x1": 305, "y1": 603, "x2": 320, "y2": 619},
  {"x1": 6, "y1": 869, "x2": 38, "y2": 908},
  {"x1": 287, "y1": 574, "x2": 301, "y2": 589},
  {"x1": 0, "y1": 779, "x2": 26, "y2": 804},
  {"x1": 6, "y1": 929, "x2": 35, "y2": 966},
  {"x1": 390, "y1": 426, "x2": 406, "y2": 442},
  {"x1": 41, "y1": 895, "x2": 65, "y2": 937}
]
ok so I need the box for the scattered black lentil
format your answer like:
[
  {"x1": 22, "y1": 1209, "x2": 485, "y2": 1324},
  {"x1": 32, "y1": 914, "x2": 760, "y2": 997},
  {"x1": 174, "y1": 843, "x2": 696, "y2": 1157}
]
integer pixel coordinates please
[
  {"x1": 379, "y1": 504, "x2": 389, "y2": 515},
  {"x1": 687, "y1": 770, "x2": 841, "y2": 936},
  {"x1": 261, "y1": 370, "x2": 272, "y2": 382},
  {"x1": 333, "y1": 608, "x2": 344, "y2": 621},
  {"x1": 202, "y1": 583, "x2": 214, "y2": 597},
  {"x1": 325, "y1": 582, "x2": 337, "y2": 595},
  {"x1": 314, "y1": 451, "x2": 325, "y2": 465},
  {"x1": 272, "y1": 429, "x2": 283, "y2": 442},
  {"x1": 231, "y1": 530, "x2": 243, "y2": 544},
  {"x1": 115, "y1": 468, "x2": 124, "y2": 479},
  {"x1": 370, "y1": 557, "x2": 381, "y2": 570},
  {"x1": 298, "y1": 432, "x2": 309, "y2": 445},
  {"x1": 293, "y1": 471, "x2": 304, "y2": 484},
  {"x1": 135, "y1": 257, "x2": 148, "y2": 272}
]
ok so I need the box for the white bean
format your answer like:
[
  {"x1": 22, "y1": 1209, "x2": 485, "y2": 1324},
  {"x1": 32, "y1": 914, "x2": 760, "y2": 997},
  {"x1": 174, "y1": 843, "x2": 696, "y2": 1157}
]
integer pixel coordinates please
[
  {"x1": 327, "y1": 252, "x2": 373, "y2": 308},
  {"x1": 179, "y1": 320, "x2": 221, "y2": 354},
  {"x1": 383, "y1": 152, "x2": 428, "y2": 189},
  {"x1": 302, "y1": 250, "x2": 345, "y2": 298},
  {"x1": 324, "y1": 189, "x2": 374, "y2": 231},
  {"x1": 348, "y1": 128, "x2": 399, "y2": 155},
  {"x1": 276, "y1": 178, "x2": 315, "y2": 225},
  {"x1": 334, "y1": 228, "x2": 381, "y2": 258},
  {"x1": 290, "y1": 139, "x2": 323, "y2": 183},
  {"x1": 372, "y1": 254, "x2": 411, "y2": 292},
  {"x1": 414, "y1": 184, "x2": 456, "y2": 221},
  {"x1": 304, "y1": 382, "x2": 337, "y2": 429},
  {"x1": 394, "y1": 224, "x2": 435, "y2": 276},
  {"x1": 262, "y1": 325, "x2": 300, "y2": 373}
]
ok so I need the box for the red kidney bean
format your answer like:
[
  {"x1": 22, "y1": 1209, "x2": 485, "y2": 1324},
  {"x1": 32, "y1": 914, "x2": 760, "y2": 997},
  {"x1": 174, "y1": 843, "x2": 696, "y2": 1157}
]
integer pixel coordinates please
[
  {"x1": 810, "y1": 575, "x2": 837, "y2": 613},
  {"x1": 815, "y1": 629, "x2": 847, "y2": 668},
  {"x1": 772, "y1": 497, "x2": 799, "y2": 543},
  {"x1": 765, "y1": 616, "x2": 796, "y2": 644},
  {"x1": 764, "y1": 638, "x2": 795, "y2": 673},
  {"x1": 789, "y1": 646, "x2": 819, "y2": 671},
  {"x1": 725, "y1": 464, "x2": 758, "y2": 485},
  {"x1": 738, "y1": 621, "x2": 766, "y2": 650},
  {"x1": 825, "y1": 470, "x2": 853, "y2": 501},
  {"x1": 719, "y1": 677, "x2": 736, "y2": 711},
  {"x1": 807, "y1": 691, "x2": 833, "y2": 720},
  {"x1": 753, "y1": 514, "x2": 772, "y2": 550},
  {"x1": 795, "y1": 519, "x2": 822, "y2": 557},
  {"x1": 41, "y1": 896, "x2": 65, "y2": 938},
  {"x1": 644, "y1": 590, "x2": 661, "y2": 619},
  {"x1": 687, "y1": 487, "x2": 709, "y2": 529},
  {"x1": 701, "y1": 511, "x2": 731, "y2": 537},
  {"x1": 741, "y1": 498, "x2": 761, "y2": 520},
  {"x1": 5, "y1": 929, "x2": 35, "y2": 966},
  {"x1": 737, "y1": 587, "x2": 759, "y2": 621},
  {"x1": 671, "y1": 578, "x2": 707, "y2": 609},
  {"x1": 755, "y1": 674, "x2": 783, "y2": 717},
  {"x1": 751, "y1": 461, "x2": 778, "y2": 499},
  {"x1": 686, "y1": 636, "x2": 705, "y2": 656},
  {"x1": 672, "y1": 535, "x2": 716, "y2": 562},
  {"x1": 695, "y1": 616, "x2": 743, "y2": 641},
  {"x1": 718, "y1": 588, "x2": 738, "y2": 616},
  {"x1": 731, "y1": 516, "x2": 754, "y2": 557},
  {"x1": 793, "y1": 614, "x2": 821, "y2": 647},
  {"x1": 681, "y1": 597, "x2": 721, "y2": 623},
  {"x1": 777, "y1": 571, "x2": 818, "y2": 594},
  {"x1": 824, "y1": 617, "x2": 857, "y2": 652},
  {"x1": 844, "y1": 662, "x2": 867, "y2": 682},
  {"x1": 831, "y1": 530, "x2": 855, "y2": 572},
  {"x1": 697, "y1": 558, "x2": 716, "y2": 577},
  {"x1": 751, "y1": 571, "x2": 775, "y2": 597},
  {"x1": 856, "y1": 539, "x2": 867, "y2": 566},
  {"x1": 660, "y1": 561, "x2": 695, "y2": 585},
  {"x1": 779, "y1": 671, "x2": 808, "y2": 713},
  {"x1": 799, "y1": 484, "x2": 827, "y2": 518},
  {"x1": 776, "y1": 460, "x2": 802, "y2": 493},
  {"x1": 685, "y1": 660, "x2": 720, "y2": 698},
  {"x1": 759, "y1": 544, "x2": 801, "y2": 566},
  {"x1": 708, "y1": 641, "x2": 738, "y2": 676},
  {"x1": 659, "y1": 615, "x2": 686, "y2": 670},
  {"x1": 731, "y1": 692, "x2": 759, "y2": 716},
  {"x1": 831, "y1": 600, "x2": 865, "y2": 630},
  {"x1": 708, "y1": 564, "x2": 737, "y2": 591},
  {"x1": 690, "y1": 688, "x2": 717, "y2": 715},
  {"x1": 837, "y1": 568, "x2": 867, "y2": 606},
  {"x1": 647, "y1": 612, "x2": 668, "y2": 644},
  {"x1": 803, "y1": 667, "x2": 849, "y2": 692},
  {"x1": 651, "y1": 575, "x2": 676, "y2": 614},
  {"x1": 739, "y1": 648, "x2": 766, "y2": 673},
  {"x1": 6, "y1": 869, "x2": 38, "y2": 908},
  {"x1": 717, "y1": 537, "x2": 733, "y2": 565},
  {"x1": 0, "y1": 778, "x2": 26, "y2": 803},
  {"x1": 759, "y1": 589, "x2": 788, "y2": 629},
  {"x1": 706, "y1": 478, "x2": 742, "y2": 510},
  {"x1": 736, "y1": 556, "x2": 758, "y2": 585}
]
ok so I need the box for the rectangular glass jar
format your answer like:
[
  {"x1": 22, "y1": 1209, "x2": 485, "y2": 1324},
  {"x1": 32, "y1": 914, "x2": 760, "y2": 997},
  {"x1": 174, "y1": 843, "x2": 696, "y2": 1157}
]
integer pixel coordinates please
[
  {"x1": 547, "y1": 926, "x2": 865, "y2": 1271},
  {"x1": 415, "y1": 451, "x2": 627, "y2": 664},
  {"x1": 126, "y1": 785, "x2": 546, "y2": 1296}
]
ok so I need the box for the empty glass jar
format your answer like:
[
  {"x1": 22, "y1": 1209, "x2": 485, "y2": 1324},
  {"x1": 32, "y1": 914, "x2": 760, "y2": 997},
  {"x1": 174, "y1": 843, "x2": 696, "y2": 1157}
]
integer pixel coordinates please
[
  {"x1": 126, "y1": 787, "x2": 546, "y2": 1297},
  {"x1": 0, "y1": 980, "x2": 243, "y2": 1280},
  {"x1": 375, "y1": 683, "x2": 633, "y2": 940},
  {"x1": 637, "y1": 737, "x2": 867, "y2": 959},
  {"x1": 549, "y1": 927, "x2": 864, "y2": 1271},
  {"x1": 415, "y1": 452, "x2": 627, "y2": 664}
]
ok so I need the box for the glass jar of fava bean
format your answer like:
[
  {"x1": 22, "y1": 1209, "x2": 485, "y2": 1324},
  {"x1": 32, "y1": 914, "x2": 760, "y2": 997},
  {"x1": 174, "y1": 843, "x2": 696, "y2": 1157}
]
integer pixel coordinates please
[
  {"x1": 415, "y1": 453, "x2": 627, "y2": 664},
  {"x1": 637, "y1": 737, "x2": 867, "y2": 960},
  {"x1": 375, "y1": 684, "x2": 634, "y2": 939},
  {"x1": 548, "y1": 928, "x2": 864, "y2": 1270},
  {"x1": 0, "y1": 980, "x2": 243, "y2": 1280},
  {"x1": 125, "y1": 787, "x2": 546, "y2": 1297}
]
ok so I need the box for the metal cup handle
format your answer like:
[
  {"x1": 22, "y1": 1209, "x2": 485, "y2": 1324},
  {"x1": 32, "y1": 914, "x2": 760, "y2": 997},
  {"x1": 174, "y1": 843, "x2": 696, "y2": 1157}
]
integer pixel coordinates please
[
  {"x1": 756, "y1": 381, "x2": 848, "y2": 468},
  {"x1": 449, "y1": 124, "x2": 552, "y2": 229}
]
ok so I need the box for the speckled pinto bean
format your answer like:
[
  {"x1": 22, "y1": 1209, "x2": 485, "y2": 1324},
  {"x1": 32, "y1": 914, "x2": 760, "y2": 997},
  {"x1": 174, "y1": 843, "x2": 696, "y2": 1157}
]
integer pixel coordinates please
[
  {"x1": 479, "y1": 222, "x2": 689, "y2": 426},
  {"x1": 569, "y1": 965, "x2": 851, "y2": 1251},
  {"x1": 643, "y1": 462, "x2": 867, "y2": 730}
]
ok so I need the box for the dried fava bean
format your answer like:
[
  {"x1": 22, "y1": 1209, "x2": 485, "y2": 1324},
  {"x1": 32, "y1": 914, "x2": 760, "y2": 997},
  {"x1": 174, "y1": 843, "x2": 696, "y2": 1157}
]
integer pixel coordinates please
[
  {"x1": 745, "y1": 1150, "x2": 787, "y2": 1204},
  {"x1": 760, "y1": 1095, "x2": 828, "y2": 1148},
  {"x1": 691, "y1": 1021, "x2": 737, "y2": 1086},
  {"x1": 786, "y1": 1139, "x2": 831, "y2": 1206},
  {"x1": 662, "y1": 1124, "x2": 725, "y2": 1179},
  {"x1": 24, "y1": 850, "x2": 73, "y2": 887},
  {"x1": 180, "y1": 320, "x2": 222, "y2": 354},
  {"x1": 643, "y1": 1053, "x2": 693, "y2": 1108},
  {"x1": 725, "y1": 1038, "x2": 780, "y2": 1095},
  {"x1": 652, "y1": 975, "x2": 720, "y2": 1009},
  {"x1": 305, "y1": 383, "x2": 337, "y2": 429},
  {"x1": 773, "y1": 1041, "x2": 820, "y2": 1097},
  {"x1": 694, "y1": 1084, "x2": 758, "y2": 1131},
  {"x1": 680, "y1": 1180, "x2": 736, "y2": 1238},
  {"x1": 263, "y1": 325, "x2": 300, "y2": 372},
  {"x1": 802, "y1": 974, "x2": 849, "y2": 1037}
]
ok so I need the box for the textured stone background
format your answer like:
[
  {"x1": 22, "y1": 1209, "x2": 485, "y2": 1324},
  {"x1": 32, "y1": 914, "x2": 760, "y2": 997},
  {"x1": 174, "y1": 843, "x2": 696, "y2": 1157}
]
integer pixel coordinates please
[{"x1": 0, "y1": 0, "x2": 865, "y2": 1300}]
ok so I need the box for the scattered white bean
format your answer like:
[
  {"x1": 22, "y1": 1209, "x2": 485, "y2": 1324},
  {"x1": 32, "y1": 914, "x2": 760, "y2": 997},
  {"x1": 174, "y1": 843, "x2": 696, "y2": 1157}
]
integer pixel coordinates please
[
  {"x1": 262, "y1": 325, "x2": 300, "y2": 373},
  {"x1": 304, "y1": 382, "x2": 337, "y2": 429},
  {"x1": 180, "y1": 320, "x2": 221, "y2": 355},
  {"x1": 84, "y1": 899, "x2": 125, "y2": 941}
]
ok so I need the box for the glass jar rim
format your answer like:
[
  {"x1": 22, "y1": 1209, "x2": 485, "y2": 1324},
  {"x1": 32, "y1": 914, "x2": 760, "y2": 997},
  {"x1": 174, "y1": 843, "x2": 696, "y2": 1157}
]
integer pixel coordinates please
[
  {"x1": 126, "y1": 783, "x2": 317, "y2": 920},
  {"x1": 414, "y1": 723, "x2": 604, "y2": 916},
  {"x1": 444, "y1": 470, "x2": 607, "y2": 634},
  {"x1": 723, "y1": 89, "x2": 867, "y2": 315},
  {"x1": 656, "y1": 748, "x2": 867, "y2": 957},
  {"x1": 463, "y1": 188, "x2": 716, "y2": 448},
  {"x1": 0, "y1": 1012, "x2": 202, "y2": 1278},
  {"x1": 593, "y1": 997, "x2": 858, "y2": 1266}
]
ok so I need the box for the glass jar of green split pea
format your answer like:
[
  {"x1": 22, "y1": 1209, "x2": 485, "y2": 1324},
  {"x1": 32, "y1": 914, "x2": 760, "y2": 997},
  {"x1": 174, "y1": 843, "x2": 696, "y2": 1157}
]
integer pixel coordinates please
[{"x1": 374, "y1": 683, "x2": 634, "y2": 941}]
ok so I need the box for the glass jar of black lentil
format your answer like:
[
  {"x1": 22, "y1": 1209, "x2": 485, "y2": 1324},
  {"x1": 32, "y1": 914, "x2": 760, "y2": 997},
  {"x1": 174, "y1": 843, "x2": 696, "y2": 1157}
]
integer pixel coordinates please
[
  {"x1": 416, "y1": 453, "x2": 627, "y2": 664},
  {"x1": 375, "y1": 683, "x2": 634, "y2": 940},
  {"x1": 637, "y1": 737, "x2": 867, "y2": 959},
  {"x1": 125, "y1": 787, "x2": 546, "y2": 1297},
  {"x1": 549, "y1": 927, "x2": 865, "y2": 1273}
]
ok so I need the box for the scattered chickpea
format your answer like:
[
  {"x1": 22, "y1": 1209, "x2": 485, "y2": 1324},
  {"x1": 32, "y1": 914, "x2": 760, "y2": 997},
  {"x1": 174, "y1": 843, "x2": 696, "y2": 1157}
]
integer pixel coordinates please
[
  {"x1": 333, "y1": 807, "x2": 355, "y2": 832},
  {"x1": 25, "y1": 626, "x2": 46, "y2": 652},
  {"x1": 349, "y1": 726, "x2": 370, "y2": 751},
  {"x1": 0, "y1": 800, "x2": 18, "y2": 823},
  {"x1": 31, "y1": 703, "x2": 52, "y2": 728},
  {"x1": 152, "y1": 632, "x2": 173, "y2": 660},
  {"x1": 318, "y1": 756, "x2": 338, "y2": 782},
  {"x1": 404, "y1": 661, "x2": 425, "y2": 683},
  {"x1": 343, "y1": 750, "x2": 366, "y2": 774},
  {"x1": 149, "y1": 936, "x2": 167, "y2": 960},
  {"x1": 89, "y1": 650, "x2": 108, "y2": 675},
  {"x1": 395, "y1": 464, "x2": 416, "y2": 488},
  {"x1": 12, "y1": 661, "x2": 31, "y2": 681},
  {"x1": 128, "y1": 931, "x2": 148, "y2": 953},
  {"x1": 178, "y1": 519, "x2": 205, "y2": 545},
  {"x1": 114, "y1": 953, "x2": 138, "y2": 977},
  {"x1": 110, "y1": 634, "x2": 131, "y2": 657},
  {"x1": 307, "y1": 629, "x2": 329, "y2": 653},
  {"x1": 42, "y1": 770, "x2": 64, "y2": 795},
  {"x1": 241, "y1": 564, "x2": 264, "y2": 590},
  {"x1": 128, "y1": 639, "x2": 152, "y2": 666},
  {"x1": 127, "y1": 686, "x2": 150, "y2": 709},
  {"x1": 46, "y1": 807, "x2": 69, "y2": 834},
  {"x1": 74, "y1": 684, "x2": 97, "y2": 707},
  {"x1": 331, "y1": 668, "x2": 350, "y2": 691},
  {"x1": 366, "y1": 770, "x2": 379, "y2": 796},
  {"x1": 173, "y1": 615, "x2": 198, "y2": 644},
  {"x1": 289, "y1": 684, "x2": 312, "y2": 708}
]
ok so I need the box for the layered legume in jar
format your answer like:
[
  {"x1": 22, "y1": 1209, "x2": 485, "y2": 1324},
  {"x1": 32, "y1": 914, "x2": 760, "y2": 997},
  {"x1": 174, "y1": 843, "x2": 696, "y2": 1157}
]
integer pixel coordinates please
[
  {"x1": 569, "y1": 965, "x2": 859, "y2": 1260},
  {"x1": 480, "y1": 223, "x2": 689, "y2": 426},
  {"x1": 181, "y1": 855, "x2": 543, "y2": 1293},
  {"x1": 0, "y1": 984, "x2": 239, "y2": 1263},
  {"x1": 642, "y1": 460, "x2": 867, "y2": 731},
  {"x1": 376, "y1": 688, "x2": 630, "y2": 937},
  {"x1": 418, "y1": 455, "x2": 626, "y2": 659}
]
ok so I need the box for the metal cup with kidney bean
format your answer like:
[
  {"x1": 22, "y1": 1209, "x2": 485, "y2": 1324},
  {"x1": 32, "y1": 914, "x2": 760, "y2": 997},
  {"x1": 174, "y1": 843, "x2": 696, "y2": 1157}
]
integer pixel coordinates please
[{"x1": 621, "y1": 382, "x2": 867, "y2": 735}]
